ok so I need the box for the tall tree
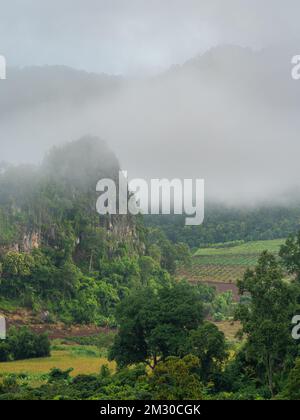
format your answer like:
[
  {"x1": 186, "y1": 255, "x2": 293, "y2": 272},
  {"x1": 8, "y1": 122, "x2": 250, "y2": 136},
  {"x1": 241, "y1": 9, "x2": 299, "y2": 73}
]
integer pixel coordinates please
[
  {"x1": 149, "y1": 355, "x2": 205, "y2": 400},
  {"x1": 109, "y1": 281, "x2": 204, "y2": 369},
  {"x1": 280, "y1": 231, "x2": 300, "y2": 282},
  {"x1": 235, "y1": 251, "x2": 296, "y2": 396},
  {"x1": 186, "y1": 322, "x2": 228, "y2": 383}
]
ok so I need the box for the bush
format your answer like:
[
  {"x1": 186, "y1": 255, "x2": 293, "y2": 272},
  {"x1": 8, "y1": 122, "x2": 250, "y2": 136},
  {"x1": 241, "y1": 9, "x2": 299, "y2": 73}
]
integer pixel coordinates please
[
  {"x1": 0, "y1": 327, "x2": 50, "y2": 362},
  {"x1": 0, "y1": 341, "x2": 10, "y2": 362},
  {"x1": 48, "y1": 368, "x2": 73, "y2": 383}
]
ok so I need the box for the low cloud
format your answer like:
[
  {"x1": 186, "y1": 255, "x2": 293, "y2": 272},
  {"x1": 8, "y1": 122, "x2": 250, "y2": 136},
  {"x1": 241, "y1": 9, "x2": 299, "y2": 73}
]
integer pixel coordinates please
[
  {"x1": 1, "y1": 2, "x2": 300, "y2": 205},
  {"x1": 1, "y1": 45, "x2": 300, "y2": 205}
]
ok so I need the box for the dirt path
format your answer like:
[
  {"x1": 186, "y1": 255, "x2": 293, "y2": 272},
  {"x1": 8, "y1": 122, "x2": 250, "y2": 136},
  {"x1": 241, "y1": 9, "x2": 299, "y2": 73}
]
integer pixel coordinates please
[
  {"x1": 0, "y1": 308, "x2": 113, "y2": 339},
  {"x1": 28, "y1": 324, "x2": 113, "y2": 340},
  {"x1": 204, "y1": 281, "x2": 240, "y2": 301}
]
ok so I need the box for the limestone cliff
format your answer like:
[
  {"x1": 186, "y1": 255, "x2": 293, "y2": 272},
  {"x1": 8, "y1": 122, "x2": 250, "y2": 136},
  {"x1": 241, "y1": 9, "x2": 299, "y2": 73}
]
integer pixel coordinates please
[{"x1": 0, "y1": 137, "x2": 142, "y2": 257}]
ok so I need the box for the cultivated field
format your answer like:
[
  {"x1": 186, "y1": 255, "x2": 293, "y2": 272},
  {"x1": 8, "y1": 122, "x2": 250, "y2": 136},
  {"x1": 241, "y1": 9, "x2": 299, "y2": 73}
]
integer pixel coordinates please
[
  {"x1": 178, "y1": 239, "x2": 286, "y2": 285},
  {"x1": 194, "y1": 239, "x2": 285, "y2": 257}
]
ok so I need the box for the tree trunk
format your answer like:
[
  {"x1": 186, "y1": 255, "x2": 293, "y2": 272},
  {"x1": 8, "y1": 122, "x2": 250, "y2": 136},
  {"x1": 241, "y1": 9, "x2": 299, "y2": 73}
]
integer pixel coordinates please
[
  {"x1": 89, "y1": 251, "x2": 93, "y2": 273},
  {"x1": 266, "y1": 355, "x2": 274, "y2": 396}
]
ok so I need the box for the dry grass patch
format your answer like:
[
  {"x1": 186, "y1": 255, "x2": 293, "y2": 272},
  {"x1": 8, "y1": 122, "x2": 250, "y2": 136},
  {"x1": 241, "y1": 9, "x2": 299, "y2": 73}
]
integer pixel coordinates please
[
  {"x1": 0, "y1": 350, "x2": 115, "y2": 376},
  {"x1": 214, "y1": 321, "x2": 241, "y2": 341}
]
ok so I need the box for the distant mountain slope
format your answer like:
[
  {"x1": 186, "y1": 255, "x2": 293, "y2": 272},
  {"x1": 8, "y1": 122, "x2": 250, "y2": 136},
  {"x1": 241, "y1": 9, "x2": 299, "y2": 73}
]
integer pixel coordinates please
[
  {"x1": 1, "y1": 45, "x2": 300, "y2": 203},
  {"x1": 0, "y1": 66, "x2": 123, "y2": 119},
  {"x1": 0, "y1": 136, "x2": 135, "y2": 252}
]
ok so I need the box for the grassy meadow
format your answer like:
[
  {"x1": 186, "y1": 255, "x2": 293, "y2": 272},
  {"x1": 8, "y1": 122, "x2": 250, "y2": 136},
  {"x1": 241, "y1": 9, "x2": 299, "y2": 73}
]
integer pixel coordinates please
[{"x1": 0, "y1": 333, "x2": 116, "y2": 380}]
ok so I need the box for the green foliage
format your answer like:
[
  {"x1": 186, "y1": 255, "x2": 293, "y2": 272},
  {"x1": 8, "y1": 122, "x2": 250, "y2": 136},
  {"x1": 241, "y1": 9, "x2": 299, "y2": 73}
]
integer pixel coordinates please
[
  {"x1": 2, "y1": 138, "x2": 300, "y2": 400},
  {"x1": 0, "y1": 252, "x2": 35, "y2": 298},
  {"x1": 235, "y1": 252, "x2": 298, "y2": 395},
  {"x1": 0, "y1": 341, "x2": 10, "y2": 362},
  {"x1": 146, "y1": 228, "x2": 191, "y2": 274},
  {"x1": 48, "y1": 368, "x2": 73, "y2": 383},
  {"x1": 145, "y1": 206, "x2": 300, "y2": 248},
  {"x1": 62, "y1": 332, "x2": 116, "y2": 351},
  {"x1": 278, "y1": 358, "x2": 300, "y2": 400},
  {"x1": 0, "y1": 209, "x2": 18, "y2": 245},
  {"x1": 0, "y1": 327, "x2": 50, "y2": 362},
  {"x1": 0, "y1": 365, "x2": 150, "y2": 401},
  {"x1": 0, "y1": 375, "x2": 20, "y2": 395},
  {"x1": 109, "y1": 281, "x2": 204, "y2": 369},
  {"x1": 280, "y1": 231, "x2": 300, "y2": 282},
  {"x1": 193, "y1": 283, "x2": 235, "y2": 321},
  {"x1": 186, "y1": 322, "x2": 228, "y2": 383},
  {"x1": 212, "y1": 291, "x2": 235, "y2": 321},
  {"x1": 149, "y1": 355, "x2": 205, "y2": 400},
  {"x1": 195, "y1": 239, "x2": 286, "y2": 257},
  {"x1": 0, "y1": 138, "x2": 152, "y2": 324}
]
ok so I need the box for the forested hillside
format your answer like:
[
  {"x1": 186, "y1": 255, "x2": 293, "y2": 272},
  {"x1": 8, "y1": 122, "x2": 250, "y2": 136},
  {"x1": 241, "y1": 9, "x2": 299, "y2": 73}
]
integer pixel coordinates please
[
  {"x1": 0, "y1": 137, "x2": 187, "y2": 325},
  {"x1": 1, "y1": 137, "x2": 300, "y2": 401},
  {"x1": 145, "y1": 205, "x2": 300, "y2": 248}
]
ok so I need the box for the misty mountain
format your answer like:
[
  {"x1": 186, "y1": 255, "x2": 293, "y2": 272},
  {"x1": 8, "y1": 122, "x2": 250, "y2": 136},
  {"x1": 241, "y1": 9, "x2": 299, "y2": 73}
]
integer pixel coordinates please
[
  {"x1": 0, "y1": 137, "x2": 125, "y2": 251},
  {"x1": 0, "y1": 66, "x2": 123, "y2": 119},
  {"x1": 1, "y1": 45, "x2": 300, "y2": 204}
]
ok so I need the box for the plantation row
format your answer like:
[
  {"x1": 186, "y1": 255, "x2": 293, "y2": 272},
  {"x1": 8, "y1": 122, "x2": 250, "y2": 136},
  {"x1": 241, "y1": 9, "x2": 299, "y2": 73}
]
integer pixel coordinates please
[
  {"x1": 179, "y1": 239, "x2": 286, "y2": 284},
  {"x1": 178, "y1": 265, "x2": 245, "y2": 283},
  {"x1": 192, "y1": 254, "x2": 259, "y2": 266}
]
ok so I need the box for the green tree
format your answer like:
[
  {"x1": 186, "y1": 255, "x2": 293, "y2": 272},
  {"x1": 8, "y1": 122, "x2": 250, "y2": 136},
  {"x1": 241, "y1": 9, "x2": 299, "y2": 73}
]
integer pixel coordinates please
[
  {"x1": 109, "y1": 282, "x2": 204, "y2": 369},
  {"x1": 56, "y1": 260, "x2": 81, "y2": 298},
  {"x1": 186, "y1": 322, "x2": 228, "y2": 383},
  {"x1": 235, "y1": 252, "x2": 296, "y2": 396},
  {"x1": 138, "y1": 256, "x2": 157, "y2": 285},
  {"x1": 0, "y1": 252, "x2": 35, "y2": 298},
  {"x1": 149, "y1": 355, "x2": 205, "y2": 400},
  {"x1": 5, "y1": 327, "x2": 50, "y2": 361},
  {"x1": 0, "y1": 341, "x2": 10, "y2": 362},
  {"x1": 174, "y1": 242, "x2": 191, "y2": 266},
  {"x1": 280, "y1": 232, "x2": 300, "y2": 282},
  {"x1": 278, "y1": 358, "x2": 300, "y2": 400},
  {"x1": 147, "y1": 244, "x2": 161, "y2": 264}
]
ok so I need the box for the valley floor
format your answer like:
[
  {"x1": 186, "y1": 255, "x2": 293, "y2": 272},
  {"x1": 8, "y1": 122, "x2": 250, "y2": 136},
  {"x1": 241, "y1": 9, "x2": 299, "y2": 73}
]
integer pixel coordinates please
[{"x1": 1, "y1": 239, "x2": 280, "y2": 381}]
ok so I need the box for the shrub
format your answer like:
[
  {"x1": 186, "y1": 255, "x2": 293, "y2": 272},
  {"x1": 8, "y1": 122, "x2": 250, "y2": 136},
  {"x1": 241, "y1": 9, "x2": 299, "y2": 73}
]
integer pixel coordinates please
[
  {"x1": 0, "y1": 327, "x2": 51, "y2": 362},
  {"x1": 0, "y1": 341, "x2": 10, "y2": 362}
]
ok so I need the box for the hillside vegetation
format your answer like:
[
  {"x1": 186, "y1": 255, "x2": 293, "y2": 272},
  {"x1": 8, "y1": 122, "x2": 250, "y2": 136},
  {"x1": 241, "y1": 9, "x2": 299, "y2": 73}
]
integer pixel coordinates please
[
  {"x1": 1, "y1": 139, "x2": 300, "y2": 400},
  {"x1": 0, "y1": 137, "x2": 188, "y2": 326}
]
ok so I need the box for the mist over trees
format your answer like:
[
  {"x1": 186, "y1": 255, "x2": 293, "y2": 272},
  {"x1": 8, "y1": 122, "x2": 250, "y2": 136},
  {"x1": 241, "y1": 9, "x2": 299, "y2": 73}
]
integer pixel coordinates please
[
  {"x1": 1, "y1": 1, "x2": 300, "y2": 402},
  {"x1": 1, "y1": 45, "x2": 300, "y2": 205},
  {"x1": 0, "y1": 137, "x2": 189, "y2": 325}
]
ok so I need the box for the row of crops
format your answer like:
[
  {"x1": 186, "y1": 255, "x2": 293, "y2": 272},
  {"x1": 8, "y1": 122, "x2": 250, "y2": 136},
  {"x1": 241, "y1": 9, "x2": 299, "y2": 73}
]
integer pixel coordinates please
[{"x1": 178, "y1": 239, "x2": 286, "y2": 284}]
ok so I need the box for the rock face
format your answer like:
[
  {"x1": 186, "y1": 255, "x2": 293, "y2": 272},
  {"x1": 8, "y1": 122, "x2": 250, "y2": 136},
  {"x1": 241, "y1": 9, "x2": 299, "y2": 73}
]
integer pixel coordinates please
[
  {"x1": 101, "y1": 214, "x2": 144, "y2": 255},
  {"x1": 0, "y1": 137, "x2": 142, "y2": 257},
  {"x1": 22, "y1": 231, "x2": 40, "y2": 252},
  {"x1": 102, "y1": 214, "x2": 136, "y2": 237},
  {"x1": 4, "y1": 231, "x2": 41, "y2": 254}
]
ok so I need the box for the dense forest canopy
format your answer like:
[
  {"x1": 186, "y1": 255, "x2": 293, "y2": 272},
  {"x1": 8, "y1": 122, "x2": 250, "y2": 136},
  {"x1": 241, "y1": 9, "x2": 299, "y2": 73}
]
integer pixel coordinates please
[
  {"x1": 0, "y1": 137, "x2": 189, "y2": 325},
  {"x1": 145, "y1": 205, "x2": 300, "y2": 248}
]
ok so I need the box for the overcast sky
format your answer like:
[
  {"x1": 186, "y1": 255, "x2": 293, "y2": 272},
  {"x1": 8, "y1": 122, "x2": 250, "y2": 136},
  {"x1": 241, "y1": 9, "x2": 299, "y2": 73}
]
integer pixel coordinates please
[
  {"x1": 1, "y1": 1, "x2": 300, "y2": 205},
  {"x1": 1, "y1": 0, "x2": 300, "y2": 75}
]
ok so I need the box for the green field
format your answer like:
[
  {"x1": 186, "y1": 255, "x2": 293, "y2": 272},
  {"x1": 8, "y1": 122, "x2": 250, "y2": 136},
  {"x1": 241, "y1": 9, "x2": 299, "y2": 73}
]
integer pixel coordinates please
[
  {"x1": 194, "y1": 239, "x2": 286, "y2": 256},
  {"x1": 0, "y1": 350, "x2": 114, "y2": 377},
  {"x1": 178, "y1": 239, "x2": 286, "y2": 284},
  {"x1": 0, "y1": 334, "x2": 116, "y2": 379}
]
